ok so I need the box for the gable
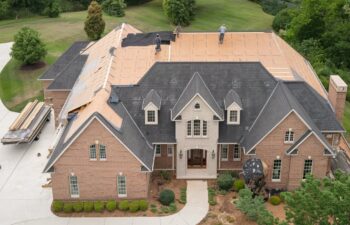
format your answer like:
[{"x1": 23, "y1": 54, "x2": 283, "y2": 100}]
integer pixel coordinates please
[
  {"x1": 290, "y1": 132, "x2": 331, "y2": 156},
  {"x1": 54, "y1": 118, "x2": 143, "y2": 169},
  {"x1": 180, "y1": 95, "x2": 217, "y2": 120}
]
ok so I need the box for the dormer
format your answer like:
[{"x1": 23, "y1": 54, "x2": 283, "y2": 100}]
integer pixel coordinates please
[
  {"x1": 224, "y1": 89, "x2": 242, "y2": 125},
  {"x1": 142, "y1": 89, "x2": 161, "y2": 125}
]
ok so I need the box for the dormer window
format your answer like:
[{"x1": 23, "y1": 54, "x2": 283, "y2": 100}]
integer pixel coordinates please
[
  {"x1": 194, "y1": 103, "x2": 200, "y2": 110},
  {"x1": 224, "y1": 89, "x2": 242, "y2": 125},
  {"x1": 142, "y1": 89, "x2": 161, "y2": 125}
]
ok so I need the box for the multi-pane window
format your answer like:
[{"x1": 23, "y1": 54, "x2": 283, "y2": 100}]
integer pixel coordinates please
[
  {"x1": 155, "y1": 145, "x2": 161, "y2": 156},
  {"x1": 147, "y1": 110, "x2": 155, "y2": 123},
  {"x1": 303, "y1": 160, "x2": 313, "y2": 179},
  {"x1": 193, "y1": 120, "x2": 201, "y2": 136},
  {"x1": 229, "y1": 110, "x2": 238, "y2": 122},
  {"x1": 117, "y1": 175, "x2": 127, "y2": 197},
  {"x1": 187, "y1": 120, "x2": 208, "y2": 137},
  {"x1": 99, "y1": 144, "x2": 106, "y2": 160},
  {"x1": 167, "y1": 145, "x2": 173, "y2": 157},
  {"x1": 203, "y1": 121, "x2": 207, "y2": 136},
  {"x1": 221, "y1": 144, "x2": 228, "y2": 161},
  {"x1": 233, "y1": 144, "x2": 240, "y2": 160},
  {"x1": 89, "y1": 144, "x2": 97, "y2": 160},
  {"x1": 69, "y1": 175, "x2": 79, "y2": 197},
  {"x1": 284, "y1": 129, "x2": 294, "y2": 143},
  {"x1": 187, "y1": 121, "x2": 192, "y2": 136},
  {"x1": 272, "y1": 160, "x2": 282, "y2": 181}
]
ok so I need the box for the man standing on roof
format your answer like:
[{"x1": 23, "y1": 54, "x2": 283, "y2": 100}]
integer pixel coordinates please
[
  {"x1": 218, "y1": 24, "x2": 227, "y2": 44},
  {"x1": 155, "y1": 34, "x2": 161, "y2": 54}
]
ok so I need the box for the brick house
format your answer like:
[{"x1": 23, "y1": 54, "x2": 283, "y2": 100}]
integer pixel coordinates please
[{"x1": 41, "y1": 24, "x2": 349, "y2": 200}]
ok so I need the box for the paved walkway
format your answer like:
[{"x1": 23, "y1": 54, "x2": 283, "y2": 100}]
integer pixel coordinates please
[{"x1": 0, "y1": 42, "x2": 209, "y2": 225}]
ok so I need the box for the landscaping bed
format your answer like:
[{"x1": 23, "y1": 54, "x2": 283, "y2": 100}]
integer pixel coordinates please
[{"x1": 53, "y1": 171, "x2": 186, "y2": 217}]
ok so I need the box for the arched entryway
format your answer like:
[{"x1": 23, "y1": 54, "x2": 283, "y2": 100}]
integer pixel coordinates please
[{"x1": 187, "y1": 149, "x2": 207, "y2": 169}]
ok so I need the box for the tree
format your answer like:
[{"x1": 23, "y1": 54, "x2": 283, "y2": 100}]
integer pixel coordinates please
[
  {"x1": 235, "y1": 188, "x2": 286, "y2": 225},
  {"x1": 44, "y1": 0, "x2": 61, "y2": 18},
  {"x1": 11, "y1": 27, "x2": 47, "y2": 65},
  {"x1": 281, "y1": 171, "x2": 350, "y2": 225},
  {"x1": 102, "y1": 0, "x2": 126, "y2": 17},
  {"x1": 84, "y1": 1, "x2": 105, "y2": 40},
  {"x1": 162, "y1": 0, "x2": 195, "y2": 26}
]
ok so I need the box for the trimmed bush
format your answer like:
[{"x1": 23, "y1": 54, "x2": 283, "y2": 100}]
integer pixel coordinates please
[
  {"x1": 179, "y1": 188, "x2": 186, "y2": 204},
  {"x1": 73, "y1": 202, "x2": 83, "y2": 212},
  {"x1": 233, "y1": 179, "x2": 245, "y2": 192},
  {"x1": 83, "y1": 202, "x2": 94, "y2": 212},
  {"x1": 52, "y1": 200, "x2": 64, "y2": 212},
  {"x1": 269, "y1": 195, "x2": 281, "y2": 206},
  {"x1": 139, "y1": 200, "x2": 148, "y2": 211},
  {"x1": 159, "y1": 189, "x2": 175, "y2": 206},
  {"x1": 217, "y1": 173, "x2": 233, "y2": 191},
  {"x1": 94, "y1": 201, "x2": 105, "y2": 212},
  {"x1": 129, "y1": 200, "x2": 140, "y2": 212},
  {"x1": 169, "y1": 202, "x2": 177, "y2": 213},
  {"x1": 208, "y1": 188, "x2": 217, "y2": 206},
  {"x1": 106, "y1": 200, "x2": 117, "y2": 212},
  {"x1": 119, "y1": 200, "x2": 129, "y2": 211},
  {"x1": 160, "y1": 170, "x2": 171, "y2": 181},
  {"x1": 63, "y1": 202, "x2": 73, "y2": 213}
]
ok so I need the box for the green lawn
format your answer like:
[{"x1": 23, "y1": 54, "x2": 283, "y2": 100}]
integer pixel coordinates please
[{"x1": 0, "y1": 0, "x2": 273, "y2": 111}]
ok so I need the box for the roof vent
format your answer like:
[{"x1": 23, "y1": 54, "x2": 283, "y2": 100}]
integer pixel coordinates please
[{"x1": 109, "y1": 91, "x2": 120, "y2": 103}]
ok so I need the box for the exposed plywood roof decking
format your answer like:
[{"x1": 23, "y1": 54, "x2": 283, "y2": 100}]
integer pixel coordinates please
[
  {"x1": 58, "y1": 24, "x2": 329, "y2": 143},
  {"x1": 108, "y1": 30, "x2": 327, "y2": 99}
]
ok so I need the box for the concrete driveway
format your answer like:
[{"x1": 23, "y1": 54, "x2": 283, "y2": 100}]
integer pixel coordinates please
[{"x1": 0, "y1": 42, "x2": 209, "y2": 225}]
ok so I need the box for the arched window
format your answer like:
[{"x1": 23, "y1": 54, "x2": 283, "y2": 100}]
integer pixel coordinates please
[
  {"x1": 89, "y1": 144, "x2": 97, "y2": 160},
  {"x1": 284, "y1": 129, "x2": 294, "y2": 143},
  {"x1": 194, "y1": 103, "x2": 200, "y2": 109}
]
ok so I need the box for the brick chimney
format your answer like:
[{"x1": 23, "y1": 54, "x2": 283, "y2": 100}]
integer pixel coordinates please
[{"x1": 328, "y1": 75, "x2": 348, "y2": 123}]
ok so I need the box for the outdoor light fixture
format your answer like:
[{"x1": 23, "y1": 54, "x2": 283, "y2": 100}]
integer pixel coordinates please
[
  {"x1": 211, "y1": 150, "x2": 215, "y2": 159},
  {"x1": 179, "y1": 150, "x2": 183, "y2": 159}
]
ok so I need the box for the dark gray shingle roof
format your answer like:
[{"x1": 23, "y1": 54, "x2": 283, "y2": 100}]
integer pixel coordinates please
[
  {"x1": 171, "y1": 72, "x2": 224, "y2": 120},
  {"x1": 224, "y1": 89, "x2": 242, "y2": 109},
  {"x1": 39, "y1": 41, "x2": 90, "y2": 80},
  {"x1": 47, "y1": 55, "x2": 88, "y2": 90},
  {"x1": 286, "y1": 130, "x2": 312, "y2": 155},
  {"x1": 113, "y1": 62, "x2": 278, "y2": 143},
  {"x1": 142, "y1": 89, "x2": 161, "y2": 109}
]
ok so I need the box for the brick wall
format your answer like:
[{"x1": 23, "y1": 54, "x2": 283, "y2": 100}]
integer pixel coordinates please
[
  {"x1": 254, "y1": 112, "x2": 331, "y2": 190},
  {"x1": 42, "y1": 80, "x2": 70, "y2": 125},
  {"x1": 218, "y1": 144, "x2": 244, "y2": 170},
  {"x1": 154, "y1": 144, "x2": 175, "y2": 170},
  {"x1": 51, "y1": 118, "x2": 150, "y2": 200}
]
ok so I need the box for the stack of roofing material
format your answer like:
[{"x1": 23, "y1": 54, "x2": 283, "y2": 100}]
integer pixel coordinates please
[{"x1": 1, "y1": 101, "x2": 51, "y2": 144}]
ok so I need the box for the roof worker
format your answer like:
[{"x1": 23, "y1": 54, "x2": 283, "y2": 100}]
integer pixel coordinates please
[
  {"x1": 218, "y1": 24, "x2": 227, "y2": 44},
  {"x1": 174, "y1": 25, "x2": 182, "y2": 38},
  {"x1": 154, "y1": 34, "x2": 161, "y2": 54}
]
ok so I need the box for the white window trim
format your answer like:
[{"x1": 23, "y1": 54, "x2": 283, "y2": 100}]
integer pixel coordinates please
[
  {"x1": 284, "y1": 128, "x2": 294, "y2": 144},
  {"x1": 233, "y1": 144, "x2": 241, "y2": 161},
  {"x1": 194, "y1": 102, "x2": 201, "y2": 111},
  {"x1": 99, "y1": 144, "x2": 107, "y2": 161},
  {"x1": 303, "y1": 159, "x2": 313, "y2": 180},
  {"x1": 272, "y1": 159, "x2": 282, "y2": 182},
  {"x1": 186, "y1": 120, "x2": 209, "y2": 138},
  {"x1": 117, "y1": 175, "x2": 127, "y2": 198},
  {"x1": 155, "y1": 145, "x2": 161, "y2": 157},
  {"x1": 69, "y1": 175, "x2": 79, "y2": 198},
  {"x1": 221, "y1": 144, "x2": 228, "y2": 161},
  {"x1": 89, "y1": 144, "x2": 97, "y2": 161},
  {"x1": 145, "y1": 110, "x2": 158, "y2": 125},
  {"x1": 167, "y1": 145, "x2": 173, "y2": 157},
  {"x1": 226, "y1": 102, "x2": 241, "y2": 125}
]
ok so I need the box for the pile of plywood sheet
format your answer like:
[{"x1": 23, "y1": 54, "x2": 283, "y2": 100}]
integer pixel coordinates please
[{"x1": 1, "y1": 101, "x2": 51, "y2": 144}]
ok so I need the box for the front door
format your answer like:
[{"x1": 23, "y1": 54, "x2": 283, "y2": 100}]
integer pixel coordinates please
[{"x1": 187, "y1": 149, "x2": 207, "y2": 168}]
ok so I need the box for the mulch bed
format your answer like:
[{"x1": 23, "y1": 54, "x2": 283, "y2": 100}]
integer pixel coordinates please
[
  {"x1": 55, "y1": 173, "x2": 187, "y2": 217},
  {"x1": 20, "y1": 61, "x2": 46, "y2": 71}
]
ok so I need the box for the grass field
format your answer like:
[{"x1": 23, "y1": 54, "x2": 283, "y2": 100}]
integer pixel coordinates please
[{"x1": 0, "y1": 0, "x2": 273, "y2": 111}]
